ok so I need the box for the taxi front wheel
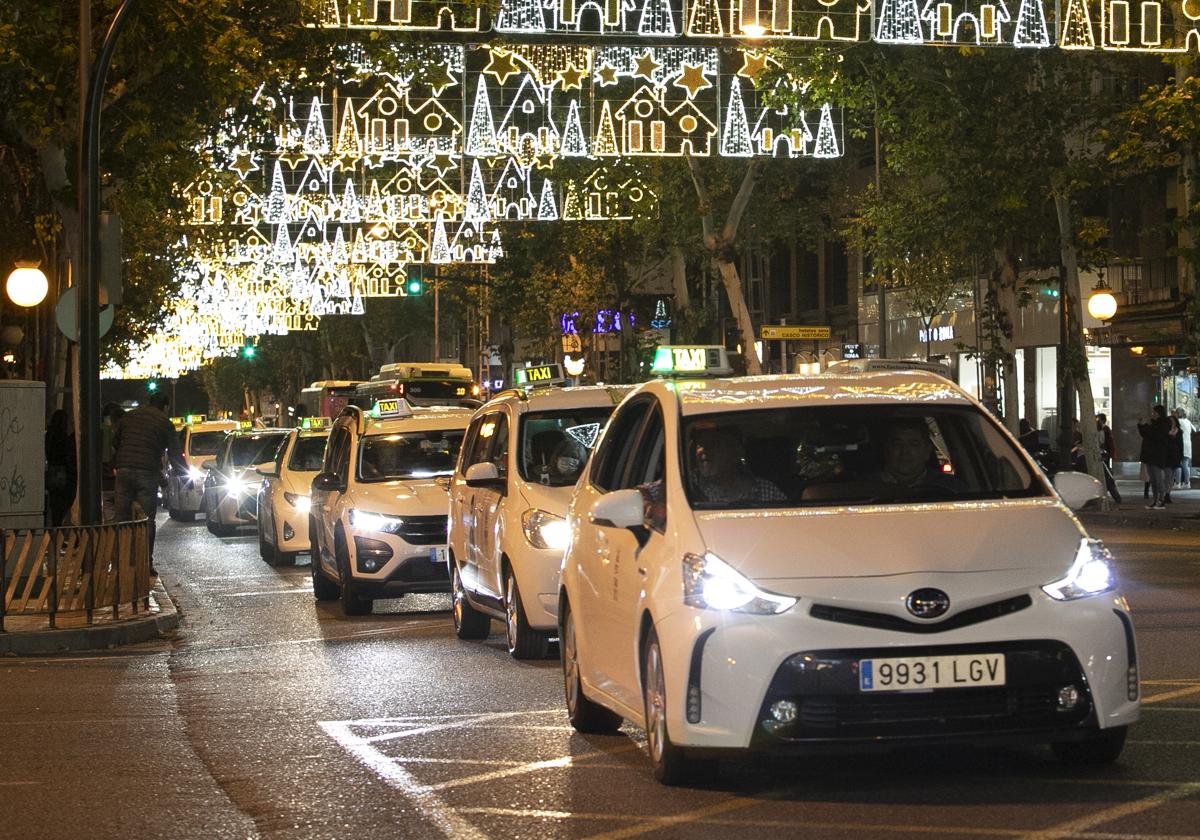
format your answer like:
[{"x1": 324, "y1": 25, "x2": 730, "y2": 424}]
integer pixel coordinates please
[
  {"x1": 337, "y1": 533, "x2": 372, "y2": 616},
  {"x1": 642, "y1": 627, "x2": 694, "y2": 785},
  {"x1": 453, "y1": 565, "x2": 490, "y2": 640},
  {"x1": 310, "y1": 520, "x2": 340, "y2": 601},
  {"x1": 505, "y1": 569, "x2": 549, "y2": 660},
  {"x1": 560, "y1": 599, "x2": 622, "y2": 735}
]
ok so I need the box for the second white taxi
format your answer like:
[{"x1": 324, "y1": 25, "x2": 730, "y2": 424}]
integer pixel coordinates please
[
  {"x1": 559, "y1": 372, "x2": 1139, "y2": 783},
  {"x1": 167, "y1": 417, "x2": 240, "y2": 521},
  {"x1": 256, "y1": 422, "x2": 330, "y2": 566}
]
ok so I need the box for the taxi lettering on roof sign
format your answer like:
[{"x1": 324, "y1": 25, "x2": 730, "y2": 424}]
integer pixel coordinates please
[
  {"x1": 300, "y1": 417, "x2": 331, "y2": 430},
  {"x1": 513, "y1": 364, "x2": 564, "y2": 387},
  {"x1": 650, "y1": 345, "x2": 733, "y2": 377},
  {"x1": 185, "y1": 414, "x2": 207, "y2": 424},
  {"x1": 237, "y1": 420, "x2": 253, "y2": 430}
]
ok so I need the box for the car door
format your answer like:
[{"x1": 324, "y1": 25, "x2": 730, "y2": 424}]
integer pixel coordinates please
[
  {"x1": 260, "y1": 433, "x2": 292, "y2": 544},
  {"x1": 473, "y1": 411, "x2": 509, "y2": 600},
  {"x1": 449, "y1": 415, "x2": 484, "y2": 573},
  {"x1": 315, "y1": 424, "x2": 351, "y2": 572},
  {"x1": 570, "y1": 398, "x2": 653, "y2": 699},
  {"x1": 457, "y1": 413, "x2": 499, "y2": 588}
]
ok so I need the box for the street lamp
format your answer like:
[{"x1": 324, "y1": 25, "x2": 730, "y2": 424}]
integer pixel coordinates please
[
  {"x1": 1087, "y1": 279, "x2": 1118, "y2": 322},
  {"x1": 6, "y1": 262, "x2": 49, "y2": 308}
]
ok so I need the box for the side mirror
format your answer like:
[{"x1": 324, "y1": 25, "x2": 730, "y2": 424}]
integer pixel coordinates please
[
  {"x1": 589, "y1": 488, "x2": 645, "y2": 530},
  {"x1": 256, "y1": 465, "x2": 278, "y2": 478},
  {"x1": 200, "y1": 459, "x2": 217, "y2": 472},
  {"x1": 312, "y1": 471, "x2": 344, "y2": 494},
  {"x1": 1053, "y1": 471, "x2": 1104, "y2": 510},
  {"x1": 465, "y1": 461, "x2": 505, "y2": 490}
]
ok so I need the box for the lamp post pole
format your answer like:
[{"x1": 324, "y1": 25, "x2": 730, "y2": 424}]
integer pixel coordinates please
[{"x1": 77, "y1": 0, "x2": 138, "y2": 524}]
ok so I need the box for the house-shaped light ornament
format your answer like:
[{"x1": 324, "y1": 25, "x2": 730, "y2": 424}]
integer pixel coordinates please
[{"x1": 919, "y1": 0, "x2": 1011, "y2": 44}]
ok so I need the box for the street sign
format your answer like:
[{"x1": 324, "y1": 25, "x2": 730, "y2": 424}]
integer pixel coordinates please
[
  {"x1": 561, "y1": 334, "x2": 582, "y2": 353},
  {"x1": 760, "y1": 325, "x2": 831, "y2": 340},
  {"x1": 55, "y1": 286, "x2": 114, "y2": 341}
]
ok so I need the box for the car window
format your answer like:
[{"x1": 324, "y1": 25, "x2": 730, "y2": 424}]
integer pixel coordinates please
[
  {"x1": 590, "y1": 399, "x2": 651, "y2": 492},
  {"x1": 464, "y1": 412, "x2": 502, "y2": 470},
  {"x1": 519, "y1": 407, "x2": 615, "y2": 487},
  {"x1": 288, "y1": 435, "x2": 329, "y2": 472},
  {"x1": 188, "y1": 430, "x2": 226, "y2": 456},
  {"x1": 226, "y1": 434, "x2": 288, "y2": 468},
  {"x1": 457, "y1": 417, "x2": 483, "y2": 474},
  {"x1": 358, "y1": 430, "x2": 466, "y2": 481},
  {"x1": 622, "y1": 403, "x2": 665, "y2": 491},
  {"x1": 490, "y1": 414, "x2": 509, "y2": 479},
  {"x1": 326, "y1": 427, "x2": 352, "y2": 482},
  {"x1": 680, "y1": 404, "x2": 1047, "y2": 510}
]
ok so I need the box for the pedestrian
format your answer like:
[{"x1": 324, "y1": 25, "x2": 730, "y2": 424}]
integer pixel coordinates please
[
  {"x1": 1164, "y1": 414, "x2": 1184, "y2": 504},
  {"x1": 45, "y1": 409, "x2": 77, "y2": 526},
  {"x1": 1095, "y1": 413, "x2": 1121, "y2": 504},
  {"x1": 1175, "y1": 408, "x2": 1193, "y2": 490},
  {"x1": 112, "y1": 391, "x2": 186, "y2": 575},
  {"x1": 101, "y1": 402, "x2": 125, "y2": 522},
  {"x1": 1136, "y1": 405, "x2": 1171, "y2": 509}
]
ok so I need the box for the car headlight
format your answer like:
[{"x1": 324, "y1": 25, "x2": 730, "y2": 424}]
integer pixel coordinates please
[
  {"x1": 1042, "y1": 538, "x2": 1116, "y2": 601},
  {"x1": 187, "y1": 467, "x2": 206, "y2": 482},
  {"x1": 283, "y1": 492, "x2": 311, "y2": 514},
  {"x1": 682, "y1": 552, "x2": 797, "y2": 614},
  {"x1": 225, "y1": 475, "x2": 249, "y2": 497},
  {"x1": 350, "y1": 509, "x2": 404, "y2": 533},
  {"x1": 522, "y1": 509, "x2": 570, "y2": 551}
]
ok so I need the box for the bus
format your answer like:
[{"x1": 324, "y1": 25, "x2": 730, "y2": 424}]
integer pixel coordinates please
[
  {"x1": 299, "y1": 380, "x2": 364, "y2": 419},
  {"x1": 353, "y1": 363, "x2": 481, "y2": 409}
]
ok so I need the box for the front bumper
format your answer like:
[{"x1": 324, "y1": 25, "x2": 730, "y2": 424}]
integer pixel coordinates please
[
  {"x1": 347, "y1": 514, "x2": 452, "y2": 597},
  {"x1": 173, "y1": 478, "x2": 205, "y2": 513},
  {"x1": 652, "y1": 591, "x2": 1139, "y2": 752},
  {"x1": 508, "y1": 544, "x2": 564, "y2": 630}
]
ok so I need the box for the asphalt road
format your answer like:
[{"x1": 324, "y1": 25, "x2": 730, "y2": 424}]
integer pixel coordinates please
[{"x1": 1, "y1": 517, "x2": 1198, "y2": 840}]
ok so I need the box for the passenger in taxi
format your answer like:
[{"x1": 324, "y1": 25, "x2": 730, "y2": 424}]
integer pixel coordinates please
[
  {"x1": 689, "y1": 424, "x2": 787, "y2": 505},
  {"x1": 876, "y1": 418, "x2": 958, "y2": 491}
]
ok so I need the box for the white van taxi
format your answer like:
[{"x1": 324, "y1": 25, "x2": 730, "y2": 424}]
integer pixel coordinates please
[
  {"x1": 167, "y1": 417, "x2": 240, "y2": 521},
  {"x1": 256, "y1": 422, "x2": 330, "y2": 566},
  {"x1": 201, "y1": 428, "x2": 290, "y2": 536},
  {"x1": 559, "y1": 372, "x2": 1139, "y2": 784},
  {"x1": 309, "y1": 401, "x2": 472, "y2": 616},
  {"x1": 448, "y1": 384, "x2": 632, "y2": 658}
]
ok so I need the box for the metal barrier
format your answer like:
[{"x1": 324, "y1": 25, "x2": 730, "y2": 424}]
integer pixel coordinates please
[{"x1": 0, "y1": 516, "x2": 150, "y2": 632}]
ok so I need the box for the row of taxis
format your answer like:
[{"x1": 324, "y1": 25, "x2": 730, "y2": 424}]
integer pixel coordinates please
[{"x1": 434, "y1": 352, "x2": 1140, "y2": 785}]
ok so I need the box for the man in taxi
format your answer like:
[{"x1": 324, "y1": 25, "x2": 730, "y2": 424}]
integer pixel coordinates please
[
  {"x1": 876, "y1": 418, "x2": 963, "y2": 492},
  {"x1": 688, "y1": 423, "x2": 786, "y2": 505}
]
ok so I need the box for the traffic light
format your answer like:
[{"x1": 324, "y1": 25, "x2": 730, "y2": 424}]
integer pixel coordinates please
[
  {"x1": 147, "y1": 380, "x2": 158, "y2": 392},
  {"x1": 406, "y1": 276, "x2": 424, "y2": 295},
  {"x1": 242, "y1": 344, "x2": 256, "y2": 359}
]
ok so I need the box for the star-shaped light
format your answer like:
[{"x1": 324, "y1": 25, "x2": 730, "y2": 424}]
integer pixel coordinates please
[
  {"x1": 427, "y1": 150, "x2": 459, "y2": 177},
  {"x1": 595, "y1": 63, "x2": 619, "y2": 87},
  {"x1": 633, "y1": 50, "x2": 662, "y2": 83},
  {"x1": 424, "y1": 62, "x2": 457, "y2": 96},
  {"x1": 534, "y1": 151, "x2": 556, "y2": 171},
  {"x1": 737, "y1": 50, "x2": 769, "y2": 82},
  {"x1": 482, "y1": 49, "x2": 521, "y2": 85},
  {"x1": 361, "y1": 153, "x2": 386, "y2": 170},
  {"x1": 673, "y1": 63, "x2": 712, "y2": 99},
  {"x1": 556, "y1": 63, "x2": 586, "y2": 91},
  {"x1": 277, "y1": 148, "x2": 308, "y2": 168},
  {"x1": 229, "y1": 150, "x2": 259, "y2": 179}
]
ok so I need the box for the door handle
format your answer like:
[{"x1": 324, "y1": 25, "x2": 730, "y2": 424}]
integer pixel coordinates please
[{"x1": 637, "y1": 567, "x2": 646, "y2": 576}]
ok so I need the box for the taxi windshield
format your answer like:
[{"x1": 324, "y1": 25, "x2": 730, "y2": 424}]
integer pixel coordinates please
[
  {"x1": 519, "y1": 408, "x2": 614, "y2": 487},
  {"x1": 681, "y1": 405, "x2": 1046, "y2": 510},
  {"x1": 225, "y1": 434, "x2": 288, "y2": 468},
  {"x1": 357, "y1": 430, "x2": 465, "y2": 482},
  {"x1": 288, "y1": 435, "x2": 328, "y2": 472},
  {"x1": 188, "y1": 431, "x2": 226, "y2": 456}
]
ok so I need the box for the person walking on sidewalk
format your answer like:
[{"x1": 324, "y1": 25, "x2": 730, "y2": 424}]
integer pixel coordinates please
[
  {"x1": 45, "y1": 409, "x2": 77, "y2": 526},
  {"x1": 1137, "y1": 406, "x2": 1171, "y2": 509},
  {"x1": 1164, "y1": 414, "x2": 1184, "y2": 504},
  {"x1": 112, "y1": 391, "x2": 186, "y2": 575},
  {"x1": 1175, "y1": 408, "x2": 1194, "y2": 490},
  {"x1": 1095, "y1": 413, "x2": 1121, "y2": 504}
]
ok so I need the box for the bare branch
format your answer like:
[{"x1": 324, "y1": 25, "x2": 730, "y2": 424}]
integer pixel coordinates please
[
  {"x1": 684, "y1": 154, "x2": 716, "y2": 243},
  {"x1": 721, "y1": 158, "x2": 762, "y2": 243}
]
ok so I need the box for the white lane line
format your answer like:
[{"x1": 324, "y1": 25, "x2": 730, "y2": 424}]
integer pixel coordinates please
[
  {"x1": 426, "y1": 744, "x2": 641, "y2": 793},
  {"x1": 581, "y1": 798, "x2": 761, "y2": 840},
  {"x1": 1143, "y1": 684, "x2": 1200, "y2": 704},
  {"x1": 362, "y1": 709, "x2": 562, "y2": 744},
  {"x1": 0, "y1": 781, "x2": 39, "y2": 787},
  {"x1": 219, "y1": 588, "x2": 314, "y2": 597},
  {"x1": 320, "y1": 720, "x2": 488, "y2": 840},
  {"x1": 1017, "y1": 782, "x2": 1200, "y2": 840}
]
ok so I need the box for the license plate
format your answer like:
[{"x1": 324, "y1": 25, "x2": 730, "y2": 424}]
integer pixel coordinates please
[
  {"x1": 859, "y1": 654, "x2": 1005, "y2": 692},
  {"x1": 429, "y1": 547, "x2": 449, "y2": 564}
]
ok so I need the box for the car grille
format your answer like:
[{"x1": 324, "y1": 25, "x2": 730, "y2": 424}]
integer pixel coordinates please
[
  {"x1": 809, "y1": 594, "x2": 1032, "y2": 634},
  {"x1": 792, "y1": 686, "x2": 1061, "y2": 733},
  {"x1": 396, "y1": 515, "x2": 448, "y2": 545}
]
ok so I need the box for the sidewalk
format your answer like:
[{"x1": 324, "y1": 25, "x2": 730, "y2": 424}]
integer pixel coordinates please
[
  {"x1": 1077, "y1": 478, "x2": 1200, "y2": 532},
  {"x1": 0, "y1": 575, "x2": 181, "y2": 655}
]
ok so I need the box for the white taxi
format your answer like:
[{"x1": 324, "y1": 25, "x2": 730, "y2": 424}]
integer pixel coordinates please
[
  {"x1": 256, "y1": 421, "x2": 330, "y2": 566},
  {"x1": 448, "y1": 384, "x2": 631, "y2": 659},
  {"x1": 201, "y1": 429, "x2": 291, "y2": 536},
  {"x1": 559, "y1": 372, "x2": 1139, "y2": 783},
  {"x1": 167, "y1": 417, "x2": 240, "y2": 521},
  {"x1": 309, "y1": 401, "x2": 472, "y2": 616}
]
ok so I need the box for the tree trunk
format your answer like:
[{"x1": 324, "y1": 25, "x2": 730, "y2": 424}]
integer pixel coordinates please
[
  {"x1": 1053, "y1": 193, "x2": 1104, "y2": 484},
  {"x1": 992, "y1": 246, "x2": 1021, "y2": 433}
]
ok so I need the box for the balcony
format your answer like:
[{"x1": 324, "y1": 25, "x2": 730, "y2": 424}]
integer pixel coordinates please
[{"x1": 1107, "y1": 258, "x2": 1178, "y2": 306}]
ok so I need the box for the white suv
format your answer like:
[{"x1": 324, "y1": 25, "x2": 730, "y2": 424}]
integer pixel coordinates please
[
  {"x1": 448, "y1": 385, "x2": 631, "y2": 658},
  {"x1": 167, "y1": 419, "x2": 240, "y2": 521}
]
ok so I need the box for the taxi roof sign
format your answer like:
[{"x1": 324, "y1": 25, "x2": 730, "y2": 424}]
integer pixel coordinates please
[
  {"x1": 650, "y1": 345, "x2": 733, "y2": 377},
  {"x1": 513, "y1": 363, "x2": 565, "y2": 388},
  {"x1": 185, "y1": 414, "x2": 207, "y2": 424},
  {"x1": 368, "y1": 398, "x2": 414, "y2": 419},
  {"x1": 237, "y1": 420, "x2": 253, "y2": 430},
  {"x1": 300, "y1": 416, "x2": 331, "y2": 430}
]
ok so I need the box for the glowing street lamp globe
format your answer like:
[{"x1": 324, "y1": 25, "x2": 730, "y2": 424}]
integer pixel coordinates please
[
  {"x1": 1087, "y1": 280, "x2": 1118, "y2": 322},
  {"x1": 6, "y1": 262, "x2": 48, "y2": 308}
]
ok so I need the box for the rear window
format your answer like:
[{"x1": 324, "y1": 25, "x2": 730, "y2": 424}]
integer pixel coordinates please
[
  {"x1": 188, "y1": 431, "x2": 226, "y2": 456},
  {"x1": 519, "y1": 408, "x2": 615, "y2": 487},
  {"x1": 288, "y1": 435, "x2": 328, "y2": 472},
  {"x1": 681, "y1": 404, "x2": 1046, "y2": 510}
]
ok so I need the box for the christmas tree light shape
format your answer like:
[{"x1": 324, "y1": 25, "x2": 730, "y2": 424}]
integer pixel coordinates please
[
  {"x1": 263, "y1": 162, "x2": 287, "y2": 223},
  {"x1": 332, "y1": 226, "x2": 349, "y2": 263},
  {"x1": 813, "y1": 104, "x2": 840, "y2": 158},
  {"x1": 638, "y1": 0, "x2": 677, "y2": 35},
  {"x1": 594, "y1": 101, "x2": 620, "y2": 156},
  {"x1": 562, "y1": 181, "x2": 583, "y2": 219},
  {"x1": 351, "y1": 289, "x2": 364, "y2": 315},
  {"x1": 721, "y1": 78, "x2": 753, "y2": 157},
  {"x1": 272, "y1": 224, "x2": 293, "y2": 263},
  {"x1": 303, "y1": 97, "x2": 329, "y2": 153},
  {"x1": 364, "y1": 180, "x2": 384, "y2": 221},
  {"x1": 430, "y1": 214, "x2": 452, "y2": 264},
  {"x1": 875, "y1": 0, "x2": 924, "y2": 43},
  {"x1": 1013, "y1": 0, "x2": 1050, "y2": 45},
  {"x1": 1058, "y1": 0, "x2": 1095, "y2": 48},
  {"x1": 487, "y1": 229, "x2": 504, "y2": 261},
  {"x1": 465, "y1": 160, "x2": 492, "y2": 222},
  {"x1": 340, "y1": 178, "x2": 361, "y2": 222},
  {"x1": 687, "y1": 0, "x2": 725, "y2": 35},
  {"x1": 465, "y1": 77, "x2": 500, "y2": 157},
  {"x1": 561, "y1": 100, "x2": 590, "y2": 156},
  {"x1": 497, "y1": 0, "x2": 547, "y2": 32},
  {"x1": 334, "y1": 99, "x2": 361, "y2": 155},
  {"x1": 309, "y1": 282, "x2": 326, "y2": 317},
  {"x1": 331, "y1": 271, "x2": 351, "y2": 299},
  {"x1": 537, "y1": 178, "x2": 559, "y2": 220}
]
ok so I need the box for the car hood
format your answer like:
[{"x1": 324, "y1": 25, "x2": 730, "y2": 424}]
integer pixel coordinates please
[
  {"x1": 694, "y1": 499, "x2": 1085, "y2": 583},
  {"x1": 519, "y1": 481, "x2": 574, "y2": 518},
  {"x1": 283, "y1": 470, "x2": 318, "y2": 496},
  {"x1": 348, "y1": 477, "x2": 451, "y2": 516}
]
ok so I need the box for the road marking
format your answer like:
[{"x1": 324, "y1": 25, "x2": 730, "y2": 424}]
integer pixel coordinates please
[
  {"x1": 1142, "y1": 684, "x2": 1200, "y2": 704},
  {"x1": 582, "y1": 797, "x2": 761, "y2": 840},
  {"x1": 219, "y1": 588, "x2": 314, "y2": 597},
  {"x1": 363, "y1": 709, "x2": 560, "y2": 743},
  {"x1": 1017, "y1": 782, "x2": 1200, "y2": 840},
  {"x1": 0, "y1": 781, "x2": 39, "y2": 787},
  {"x1": 1141, "y1": 679, "x2": 1200, "y2": 685},
  {"x1": 427, "y1": 744, "x2": 641, "y2": 792}
]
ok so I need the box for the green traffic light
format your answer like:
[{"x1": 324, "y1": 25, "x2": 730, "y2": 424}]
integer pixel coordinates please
[
  {"x1": 147, "y1": 380, "x2": 158, "y2": 392},
  {"x1": 242, "y1": 345, "x2": 256, "y2": 358},
  {"x1": 407, "y1": 279, "x2": 423, "y2": 295}
]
